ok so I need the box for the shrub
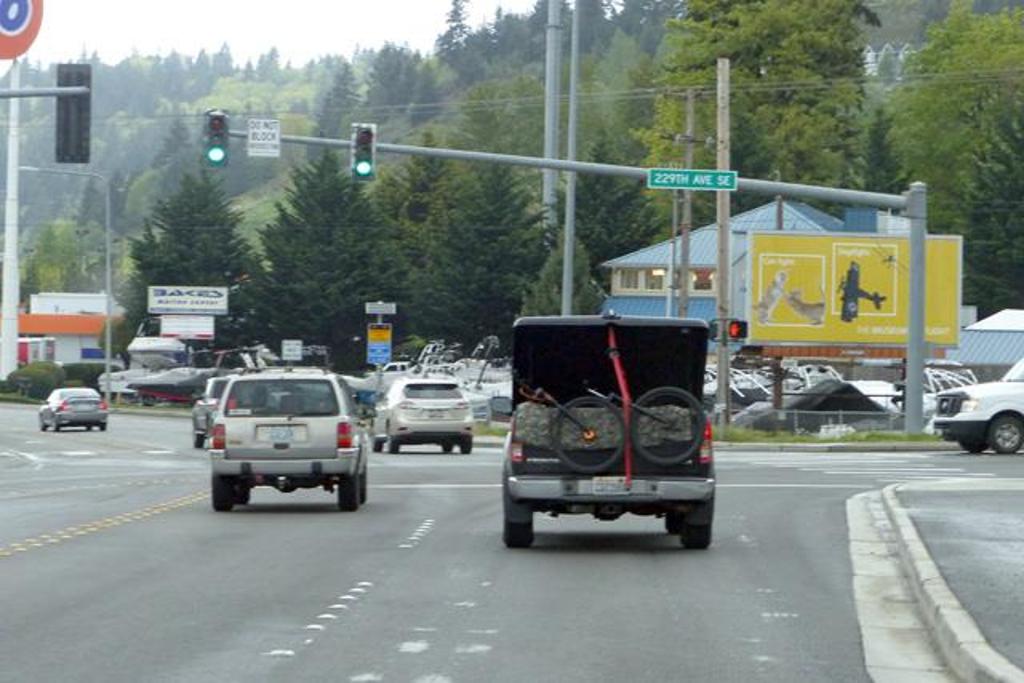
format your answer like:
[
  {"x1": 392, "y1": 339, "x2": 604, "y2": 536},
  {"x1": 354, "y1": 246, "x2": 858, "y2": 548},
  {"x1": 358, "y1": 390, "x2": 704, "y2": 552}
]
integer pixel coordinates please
[
  {"x1": 9, "y1": 362, "x2": 67, "y2": 400},
  {"x1": 63, "y1": 363, "x2": 106, "y2": 389}
]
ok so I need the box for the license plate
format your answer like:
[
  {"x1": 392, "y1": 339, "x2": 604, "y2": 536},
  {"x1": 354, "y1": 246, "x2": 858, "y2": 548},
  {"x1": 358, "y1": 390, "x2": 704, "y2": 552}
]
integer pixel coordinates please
[
  {"x1": 73, "y1": 402, "x2": 97, "y2": 412},
  {"x1": 268, "y1": 426, "x2": 294, "y2": 443},
  {"x1": 592, "y1": 476, "x2": 629, "y2": 495},
  {"x1": 427, "y1": 410, "x2": 446, "y2": 419}
]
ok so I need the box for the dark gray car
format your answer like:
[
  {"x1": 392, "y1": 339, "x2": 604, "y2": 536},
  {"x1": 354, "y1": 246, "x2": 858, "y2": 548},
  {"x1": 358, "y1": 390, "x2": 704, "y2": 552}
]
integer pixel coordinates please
[
  {"x1": 39, "y1": 388, "x2": 108, "y2": 432},
  {"x1": 191, "y1": 376, "x2": 230, "y2": 448}
]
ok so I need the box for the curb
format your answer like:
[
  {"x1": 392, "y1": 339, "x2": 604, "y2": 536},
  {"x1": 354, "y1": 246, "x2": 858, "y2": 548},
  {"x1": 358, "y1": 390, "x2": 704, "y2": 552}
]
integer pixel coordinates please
[{"x1": 881, "y1": 483, "x2": 1024, "y2": 683}]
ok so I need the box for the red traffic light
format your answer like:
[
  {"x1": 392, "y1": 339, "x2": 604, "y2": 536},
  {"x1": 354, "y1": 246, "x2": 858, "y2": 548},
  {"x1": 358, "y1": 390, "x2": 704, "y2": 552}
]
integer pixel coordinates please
[{"x1": 727, "y1": 320, "x2": 748, "y2": 340}]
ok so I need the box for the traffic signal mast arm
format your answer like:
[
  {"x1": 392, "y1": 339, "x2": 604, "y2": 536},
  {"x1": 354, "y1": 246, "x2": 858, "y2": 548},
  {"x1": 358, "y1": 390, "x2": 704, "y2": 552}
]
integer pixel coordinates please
[{"x1": 225, "y1": 128, "x2": 907, "y2": 211}]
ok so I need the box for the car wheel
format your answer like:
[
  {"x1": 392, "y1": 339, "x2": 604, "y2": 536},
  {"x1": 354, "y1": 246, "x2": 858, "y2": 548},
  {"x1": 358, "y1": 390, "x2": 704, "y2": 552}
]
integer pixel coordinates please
[
  {"x1": 53, "y1": 423, "x2": 61, "y2": 432},
  {"x1": 388, "y1": 438, "x2": 400, "y2": 454},
  {"x1": 337, "y1": 474, "x2": 360, "y2": 511},
  {"x1": 211, "y1": 475, "x2": 235, "y2": 512},
  {"x1": 460, "y1": 436, "x2": 473, "y2": 455},
  {"x1": 359, "y1": 467, "x2": 368, "y2": 504},
  {"x1": 235, "y1": 485, "x2": 251, "y2": 505},
  {"x1": 503, "y1": 476, "x2": 534, "y2": 548},
  {"x1": 442, "y1": 441, "x2": 454, "y2": 454},
  {"x1": 372, "y1": 436, "x2": 384, "y2": 453},
  {"x1": 193, "y1": 432, "x2": 206, "y2": 449},
  {"x1": 957, "y1": 439, "x2": 986, "y2": 454},
  {"x1": 989, "y1": 415, "x2": 1024, "y2": 454},
  {"x1": 86, "y1": 425, "x2": 93, "y2": 431},
  {"x1": 99, "y1": 422, "x2": 107, "y2": 432},
  {"x1": 681, "y1": 521, "x2": 712, "y2": 549},
  {"x1": 665, "y1": 511, "x2": 684, "y2": 535},
  {"x1": 40, "y1": 419, "x2": 48, "y2": 432}
]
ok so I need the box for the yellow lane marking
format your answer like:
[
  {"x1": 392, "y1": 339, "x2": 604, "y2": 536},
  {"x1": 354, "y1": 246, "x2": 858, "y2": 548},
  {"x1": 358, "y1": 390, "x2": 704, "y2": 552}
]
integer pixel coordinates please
[{"x1": 0, "y1": 492, "x2": 208, "y2": 560}]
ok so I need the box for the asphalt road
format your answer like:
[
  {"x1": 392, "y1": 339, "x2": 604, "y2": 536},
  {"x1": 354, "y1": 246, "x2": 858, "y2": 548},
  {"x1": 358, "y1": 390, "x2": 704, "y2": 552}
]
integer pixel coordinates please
[{"x1": 0, "y1": 403, "x2": 1019, "y2": 683}]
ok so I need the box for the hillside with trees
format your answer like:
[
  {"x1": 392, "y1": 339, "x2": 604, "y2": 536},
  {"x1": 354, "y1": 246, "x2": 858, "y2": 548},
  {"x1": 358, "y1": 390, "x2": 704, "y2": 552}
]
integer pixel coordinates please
[{"x1": 2, "y1": 0, "x2": 1022, "y2": 366}]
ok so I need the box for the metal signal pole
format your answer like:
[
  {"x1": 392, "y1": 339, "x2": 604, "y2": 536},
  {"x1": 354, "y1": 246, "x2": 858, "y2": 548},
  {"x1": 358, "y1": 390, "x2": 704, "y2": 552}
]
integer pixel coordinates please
[{"x1": 715, "y1": 58, "x2": 732, "y2": 426}]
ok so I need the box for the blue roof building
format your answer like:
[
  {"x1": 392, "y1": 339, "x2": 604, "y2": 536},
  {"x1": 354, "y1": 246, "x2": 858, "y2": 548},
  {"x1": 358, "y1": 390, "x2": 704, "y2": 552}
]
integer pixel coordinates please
[{"x1": 600, "y1": 200, "x2": 843, "y2": 320}]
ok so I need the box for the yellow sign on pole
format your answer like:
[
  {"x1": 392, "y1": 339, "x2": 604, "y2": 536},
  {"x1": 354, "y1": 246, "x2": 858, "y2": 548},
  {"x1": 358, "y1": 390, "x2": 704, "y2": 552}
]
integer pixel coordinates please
[
  {"x1": 747, "y1": 232, "x2": 961, "y2": 346},
  {"x1": 367, "y1": 323, "x2": 392, "y2": 344}
]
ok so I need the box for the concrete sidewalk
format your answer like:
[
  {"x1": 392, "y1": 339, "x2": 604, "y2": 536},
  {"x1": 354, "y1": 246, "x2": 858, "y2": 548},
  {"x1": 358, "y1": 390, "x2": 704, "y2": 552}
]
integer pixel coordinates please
[{"x1": 883, "y1": 479, "x2": 1024, "y2": 683}]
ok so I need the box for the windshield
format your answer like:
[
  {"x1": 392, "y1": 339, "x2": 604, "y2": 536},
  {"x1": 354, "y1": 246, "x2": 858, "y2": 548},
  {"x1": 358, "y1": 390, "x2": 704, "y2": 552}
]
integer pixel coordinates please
[
  {"x1": 1004, "y1": 357, "x2": 1024, "y2": 382},
  {"x1": 224, "y1": 379, "x2": 339, "y2": 417},
  {"x1": 403, "y1": 384, "x2": 462, "y2": 399}
]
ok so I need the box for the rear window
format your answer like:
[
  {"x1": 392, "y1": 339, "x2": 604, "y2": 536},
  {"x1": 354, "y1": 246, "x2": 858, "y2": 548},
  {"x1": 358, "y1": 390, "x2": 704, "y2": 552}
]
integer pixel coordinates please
[
  {"x1": 209, "y1": 378, "x2": 229, "y2": 399},
  {"x1": 224, "y1": 379, "x2": 339, "y2": 417},
  {"x1": 403, "y1": 384, "x2": 462, "y2": 399},
  {"x1": 62, "y1": 389, "x2": 99, "y2": 399}
]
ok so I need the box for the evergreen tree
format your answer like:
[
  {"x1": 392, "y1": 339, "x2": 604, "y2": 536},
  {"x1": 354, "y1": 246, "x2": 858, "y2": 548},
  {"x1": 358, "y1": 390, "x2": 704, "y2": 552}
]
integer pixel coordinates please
[
  {"x1": 521, "y1": 236, "x2": 604, "y2": 316},
  {"x1": 862, "y1": 107, "x2": 905, "y2": 194},
  {"x1": 575, "y1": 134, "x2": 658, "y2": 282},
  {"x1": 961, "y1": 99, "x2": 1024, "y2": 315},
  {"x1": 314, "y1": 61, "x2": 359, "y2": 140},
  {"x1": 124, "y1": 172, "x2": 255, "y2": 346},
  {"x1": 437, "y1": 0, "x2": 470, "y2": 59},
  {"x1": 257, "y1": 152, "x2": 397, "y2": 369},
  {"x1": 432, "y1": 165, "x2": 545, "y2": 346}
]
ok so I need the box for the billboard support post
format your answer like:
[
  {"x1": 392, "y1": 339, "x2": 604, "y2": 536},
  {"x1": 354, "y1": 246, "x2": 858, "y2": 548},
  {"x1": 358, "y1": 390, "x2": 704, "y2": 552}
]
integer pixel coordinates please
[{"x1": 906, "y1": 182, "x2": 928, "y2": 434}]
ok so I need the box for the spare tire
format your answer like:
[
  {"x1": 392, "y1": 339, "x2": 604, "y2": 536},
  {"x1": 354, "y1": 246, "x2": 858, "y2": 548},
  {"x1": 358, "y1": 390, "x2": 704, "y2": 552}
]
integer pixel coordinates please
[
  {"x1": 550, "y1": 395, "x2": 625, "y2": 474},
  {"x1": 630, "y1": 387, "x2": 706, "y2": 466}
]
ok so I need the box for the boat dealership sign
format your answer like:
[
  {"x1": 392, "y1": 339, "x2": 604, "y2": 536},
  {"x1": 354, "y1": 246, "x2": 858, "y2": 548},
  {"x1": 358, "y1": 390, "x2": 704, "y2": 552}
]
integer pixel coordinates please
[{"x1": 147, "y1": 286, "x2": 229, "y2": 316}]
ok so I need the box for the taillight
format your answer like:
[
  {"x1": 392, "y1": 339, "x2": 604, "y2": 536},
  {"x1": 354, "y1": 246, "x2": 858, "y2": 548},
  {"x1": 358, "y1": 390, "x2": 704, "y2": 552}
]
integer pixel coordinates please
[
  {"x1": 99, "y1": 400, "x2": 109, "y2": 411},
  {"x1": 455, "y1": 401, "x2": 469, "y2": 410},
  {"x1": 211, "y1": 424, "x2": 226, "y2": 450},
  {"x1": 398, "y1": 401, "x2": 416, "y2": 410},
  {"x1": 56, "y1": 400, "x2": 70, "y2": 412},
  {"x1": 337, "y1": 421, "x2": 353, "y2": 449},
  {"x1": 699, "y1": 418, "x2": 714, "y2": 465},
  {"x1": 509, "y1": 441, "x2": 525, "y2": 463}
]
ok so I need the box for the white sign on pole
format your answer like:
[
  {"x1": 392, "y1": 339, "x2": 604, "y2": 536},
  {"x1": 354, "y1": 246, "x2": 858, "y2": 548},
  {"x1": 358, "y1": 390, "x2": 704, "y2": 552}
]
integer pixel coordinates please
[
  {"x1": 364, "y1": 301, "x2": 397, "y2": 316},
  {"x1": 247, "y1": 118, "x2": 281, "y2": 158},
  {"x1": 148, "y1": 286, "x2": 229, "y2": 315},
  {"x1": 281, "y1": 339, "x2": 303, "y2": 362},
  {"x1": 160, "y1": 315, "x2": 215, "y2": 341}
]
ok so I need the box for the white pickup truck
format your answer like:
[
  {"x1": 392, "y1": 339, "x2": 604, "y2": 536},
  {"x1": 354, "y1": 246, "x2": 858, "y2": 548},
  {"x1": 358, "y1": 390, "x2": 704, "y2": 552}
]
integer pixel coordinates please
[{"x1": 933, "y1": 356, "x2": 1024, "y2": 454}]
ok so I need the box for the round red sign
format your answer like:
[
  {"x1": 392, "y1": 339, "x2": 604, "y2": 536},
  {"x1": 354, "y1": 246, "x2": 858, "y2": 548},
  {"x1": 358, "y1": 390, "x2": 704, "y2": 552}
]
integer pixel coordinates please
[{"x1": 0, "y1": 0, "x2": 43, "y2": 60}]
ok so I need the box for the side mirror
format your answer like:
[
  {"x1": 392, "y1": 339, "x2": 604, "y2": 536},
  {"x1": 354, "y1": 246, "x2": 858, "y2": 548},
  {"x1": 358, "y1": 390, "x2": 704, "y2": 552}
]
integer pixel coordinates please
[{"x1": 489, "y1": 396, "x2": 513, "y2": 418}]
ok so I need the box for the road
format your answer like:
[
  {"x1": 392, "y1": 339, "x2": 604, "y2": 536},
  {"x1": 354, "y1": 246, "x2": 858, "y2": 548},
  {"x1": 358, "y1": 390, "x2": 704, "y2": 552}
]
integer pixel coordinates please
[{"x1": 1, "y1": 403, "x2": 1020, "y2": 683}]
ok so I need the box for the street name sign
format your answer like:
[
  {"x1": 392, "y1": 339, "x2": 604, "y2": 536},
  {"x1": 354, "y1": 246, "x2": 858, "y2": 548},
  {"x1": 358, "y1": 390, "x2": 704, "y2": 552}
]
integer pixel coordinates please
[
  {"x1": 247, "y1": 118, "x2": 281, "y2": 158},
  {"x1": 366, "y1": 323, "x2": 392, "y2": 365},
  {"x1": 365, "y1": 301, "x2": 396, "y2": 316},
  {"x1": 647, "y1": 168, "x2": 738, "y2": 192},
  {"x1": 281, "y1": 339, "x2": 303, "y2": 362}
]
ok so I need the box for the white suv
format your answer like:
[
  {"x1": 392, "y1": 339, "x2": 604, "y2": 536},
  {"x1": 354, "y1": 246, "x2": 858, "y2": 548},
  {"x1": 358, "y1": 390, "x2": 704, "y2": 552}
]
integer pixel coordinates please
[
  {"x1": 372, "y1": 378, "x2": 474, "y2": 454},
  {"x1": 933, "y1": 356, "x2": 1024, "y2": 454},
  {"x1": 208, "y1": 370, "x2": 368, "y2": 511}
]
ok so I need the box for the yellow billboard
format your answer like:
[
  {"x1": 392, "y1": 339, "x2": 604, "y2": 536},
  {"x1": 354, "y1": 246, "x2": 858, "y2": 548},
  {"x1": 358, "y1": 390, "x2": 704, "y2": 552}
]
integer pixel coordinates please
[{"x1": 747, "y1": 232, "x2": 961, "y2": 346}]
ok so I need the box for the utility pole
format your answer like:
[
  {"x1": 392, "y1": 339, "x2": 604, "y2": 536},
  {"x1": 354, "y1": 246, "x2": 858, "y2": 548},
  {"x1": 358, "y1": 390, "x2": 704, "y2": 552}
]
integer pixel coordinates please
[
  {"x1": 715, "y1": 58, "x2": 732, "y2": 426},
  {"x1": 678, "y1": 88, "x2": 696, "y2": 319},
  {"x1": 1, "y1": 60, "x2": 21, "y2": 379},
  {"x1": 561, "y1": 0, "x2": 581, "y2": 315},
  {"x1": 542, "y1": 0, "x2": 562, "y2": 245}
]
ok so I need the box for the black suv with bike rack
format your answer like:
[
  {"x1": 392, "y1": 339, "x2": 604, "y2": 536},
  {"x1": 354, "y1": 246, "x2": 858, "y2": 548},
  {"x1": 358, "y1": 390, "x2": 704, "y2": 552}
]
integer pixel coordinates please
[{"x1": 499, "y1": 315, "x2": 714, "y2": 549}]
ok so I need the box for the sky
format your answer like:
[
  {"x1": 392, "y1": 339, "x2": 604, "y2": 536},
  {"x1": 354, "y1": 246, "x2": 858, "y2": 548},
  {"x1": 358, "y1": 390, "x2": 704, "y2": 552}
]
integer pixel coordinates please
[{"x1": 22, "y1": 0, "x2": 541, "y2": 66}]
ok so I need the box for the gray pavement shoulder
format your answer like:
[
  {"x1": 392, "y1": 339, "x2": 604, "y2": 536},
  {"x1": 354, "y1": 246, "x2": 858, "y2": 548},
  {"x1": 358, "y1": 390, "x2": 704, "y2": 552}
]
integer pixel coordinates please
[{"x1": 882, "y1": 481, "x2": 1024, "y2": 683}]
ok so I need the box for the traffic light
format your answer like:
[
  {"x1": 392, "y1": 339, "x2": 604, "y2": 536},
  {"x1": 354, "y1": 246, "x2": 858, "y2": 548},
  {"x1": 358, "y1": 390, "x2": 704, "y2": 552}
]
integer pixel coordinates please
[
  {"x1": 204, "y1": 110, "x2": 229, "y2": 167},
  {"x1": 351, "y1": 123, "x2": 377, "y2": 180},
  {"x1": 727, "y1": 319, "x2": 749, "y2": 341},
  {"x1": 708, "y1": 319, "x2": 749, "y2": 341},
  {"x1": 56, "y1": 64, "x2": 92, "y2": 164}
]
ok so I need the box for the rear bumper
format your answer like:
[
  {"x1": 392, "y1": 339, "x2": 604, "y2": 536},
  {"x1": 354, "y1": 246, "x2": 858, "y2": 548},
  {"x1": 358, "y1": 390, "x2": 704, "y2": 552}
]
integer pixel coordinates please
[
  {"x1": 55, "y1": 411, "x2": 107, "y2": 425},
  {"x1": 210, "y1": 450, "x2": 360, "y2": 477},
  {"x1": 392, "y1": 431, "x2": 472, "y2": 445},
  {"x1": 933, "y1": 418, "x2": 988, "y2": 443},
  {"x1": 506, "y1": 475, "x2": 715, "y2": 503},
  {"x1": 392, "y1": 418, "x2": 474, "y2": 439}
]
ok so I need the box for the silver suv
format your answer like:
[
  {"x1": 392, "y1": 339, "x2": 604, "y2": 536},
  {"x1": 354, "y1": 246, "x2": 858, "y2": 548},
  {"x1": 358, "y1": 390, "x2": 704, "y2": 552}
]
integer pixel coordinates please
[
  {"x1": 208, "y1": 370, "x2": 367, "y2": 512},
  {"x1": 192, "y1": 376, "x2": 231, "y2": 448}
]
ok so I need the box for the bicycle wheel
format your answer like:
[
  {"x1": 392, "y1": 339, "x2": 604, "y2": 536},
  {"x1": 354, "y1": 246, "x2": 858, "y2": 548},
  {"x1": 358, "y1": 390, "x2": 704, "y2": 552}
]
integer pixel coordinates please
[
  {"x1": 551, "y1": 395, "x2": 625, "y2": 474},
  {"x1": 631, "y1": 387, "x2": 706, "y2": 466}
]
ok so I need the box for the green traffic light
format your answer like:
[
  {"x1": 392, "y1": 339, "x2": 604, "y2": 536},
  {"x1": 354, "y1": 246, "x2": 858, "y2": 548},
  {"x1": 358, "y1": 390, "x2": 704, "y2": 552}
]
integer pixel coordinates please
[
  {"x1": 354, "y1": 160, "x2": 373, "y2": 176},
  {"x1": 206, "y1": 146, "x2": 227, "y2": 166}
]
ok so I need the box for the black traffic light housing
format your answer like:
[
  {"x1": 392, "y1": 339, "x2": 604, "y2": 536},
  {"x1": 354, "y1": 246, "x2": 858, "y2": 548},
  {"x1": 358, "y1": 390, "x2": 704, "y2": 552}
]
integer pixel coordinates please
[
  {"x1": 351, "y1": 123, "x2": 377, "y2": 180},
  {"x1": 709, "y1": 319, "x2": 749, "y2": 342},
  {"x1": 56, "y1": 64, "x2": 92, "y2": 164},
  {"x1": 204, "y1": 109, "x2": 229, "y2": 167}
]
